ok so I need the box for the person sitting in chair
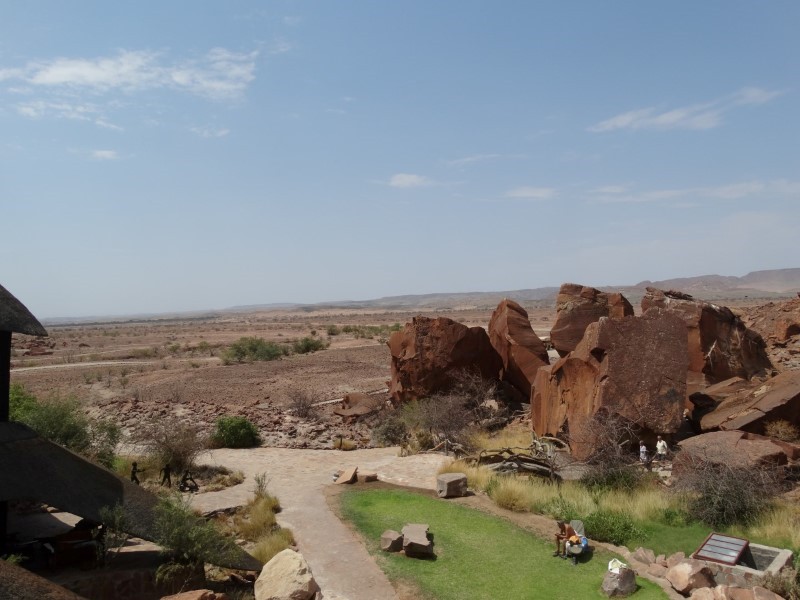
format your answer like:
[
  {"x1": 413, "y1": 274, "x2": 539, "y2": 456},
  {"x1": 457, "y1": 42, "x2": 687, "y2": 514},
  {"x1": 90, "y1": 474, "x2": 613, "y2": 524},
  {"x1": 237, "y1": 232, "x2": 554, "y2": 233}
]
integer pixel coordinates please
[{"x1": 553, "y1": 520, "x2": 578, "y2": 557}]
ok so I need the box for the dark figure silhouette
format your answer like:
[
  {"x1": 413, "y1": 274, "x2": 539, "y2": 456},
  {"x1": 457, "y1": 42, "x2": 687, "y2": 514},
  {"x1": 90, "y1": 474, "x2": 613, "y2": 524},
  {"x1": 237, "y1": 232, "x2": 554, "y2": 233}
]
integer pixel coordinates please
[
  {"x1": 130, "y1": 462, "x2": 142, "y2": 485},
  {"x1": 179, "y1": 470, "x2": 198, "y2": 492},
  {"x1": 160, "y1": 464, "x2": 172, "y2": 487}
]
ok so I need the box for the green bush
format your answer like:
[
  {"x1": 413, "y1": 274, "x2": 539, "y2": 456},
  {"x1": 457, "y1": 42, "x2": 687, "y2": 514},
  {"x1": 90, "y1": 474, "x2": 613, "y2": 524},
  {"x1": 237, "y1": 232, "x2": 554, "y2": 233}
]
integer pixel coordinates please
[
  {"x1": 584, "y1": 510, "x2": 645, "y2": 546},
  {"x1": 326, "y1": 325, "x2": 341, "y2": 336},
  {"x1": 212, "y1": 416, "x2": 261, "y2": 448},
  {"x1": 292, "y1": 336, "x2": 328, "y2": 354},
  {"x1": 10, "y1": 384, "x2": 119, "y2": 468},
  {"x1": 222, "y1": 337, "x2": 288, "y2": 364}
]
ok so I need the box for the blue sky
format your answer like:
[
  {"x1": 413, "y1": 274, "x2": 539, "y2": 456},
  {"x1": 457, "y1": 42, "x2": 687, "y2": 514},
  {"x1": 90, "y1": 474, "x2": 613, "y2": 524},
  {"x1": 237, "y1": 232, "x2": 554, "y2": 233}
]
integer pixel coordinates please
[{"x1": 2, "y1": 2, "x2": 798, "y2": 317}]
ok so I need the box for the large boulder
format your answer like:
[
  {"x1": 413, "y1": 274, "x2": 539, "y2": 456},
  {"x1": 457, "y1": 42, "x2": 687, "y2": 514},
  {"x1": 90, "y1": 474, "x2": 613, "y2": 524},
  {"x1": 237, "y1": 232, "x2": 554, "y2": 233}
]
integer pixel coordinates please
[
  {"x1": 401, "y1": 523, "x2": 433, "y2": 558},
  {"x1": 665, "y1": 559, "x2": 715, "y2": 596},
  {"x1": 387, "y1": 316, "x2": 501, "y2": 403},
  {"x1": 550, "y1": 284, "x2": 634, "y2": 357},
  {"x1": 699, "y1": 369, "x2": 800, "y2": 434},
  {"x1": 601, "y1": 567, "x2": 637, "y2": 597},
  {"x1": 254, "y1": 549, "x2": 319, "y2": 600},
  {"x1": 675, "y1": 430, "x2": 793, "y2": 472},
  {"x1": 642, "y1": 288, "x2": 772, "y2": 392},
  {"x1": 742, "y1": 297, "x2": 800, "y2": 344},
  {"x1": 488, "y1": 299, "x2": 550, "y2": 398},
  {"x1": 436, "y1": 472, "x2": 468, "y2": 498},
  {"x1": 532, "y1": 309, "x2": 687, "y2": 460}
]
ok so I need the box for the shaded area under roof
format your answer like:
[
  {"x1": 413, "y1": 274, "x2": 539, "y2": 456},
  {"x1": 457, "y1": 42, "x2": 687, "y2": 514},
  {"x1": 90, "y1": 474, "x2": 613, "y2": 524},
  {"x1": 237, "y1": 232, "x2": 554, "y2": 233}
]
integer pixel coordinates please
[
  {"x1": 0, "y1": 422, "x2": 261, "y2": 571},
  {"x1": 0, "y1": 284, "x2": 47, "y2": 336}
]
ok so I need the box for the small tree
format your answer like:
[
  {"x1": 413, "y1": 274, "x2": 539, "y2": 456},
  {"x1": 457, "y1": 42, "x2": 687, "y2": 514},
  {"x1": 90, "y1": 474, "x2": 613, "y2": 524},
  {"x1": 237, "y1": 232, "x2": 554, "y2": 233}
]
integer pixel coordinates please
[
  {"x1": 138, "y1": 416, "x2": 208, "y2": 473},
  {"x1": 288, "y1": 388, "x2": 319, "y2": 420}
]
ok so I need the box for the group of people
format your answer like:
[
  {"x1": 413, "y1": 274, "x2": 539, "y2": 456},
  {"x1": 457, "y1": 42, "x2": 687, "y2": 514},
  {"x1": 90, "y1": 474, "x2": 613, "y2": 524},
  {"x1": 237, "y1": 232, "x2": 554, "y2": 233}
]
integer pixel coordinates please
[
  {"x1": 639, "y1": 435, "x2": 670, "y2": 464},
  {"x1": 129, "y1": 462, "x2": 198, "y2": 491}
]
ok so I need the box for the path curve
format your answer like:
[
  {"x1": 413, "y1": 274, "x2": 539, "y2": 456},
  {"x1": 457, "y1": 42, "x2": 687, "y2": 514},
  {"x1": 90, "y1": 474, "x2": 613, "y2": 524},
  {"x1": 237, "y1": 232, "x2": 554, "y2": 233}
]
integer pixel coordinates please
[{"x1": 191, "y1": 447, "x2": 449, "y2": 600}]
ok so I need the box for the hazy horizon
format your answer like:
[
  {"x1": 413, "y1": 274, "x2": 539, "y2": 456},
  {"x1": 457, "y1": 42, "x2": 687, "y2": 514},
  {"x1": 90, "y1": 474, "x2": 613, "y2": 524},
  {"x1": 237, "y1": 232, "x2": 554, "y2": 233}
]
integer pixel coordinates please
[{"x1": 3, "y1": 2, "x2": 798, "y2": 318}]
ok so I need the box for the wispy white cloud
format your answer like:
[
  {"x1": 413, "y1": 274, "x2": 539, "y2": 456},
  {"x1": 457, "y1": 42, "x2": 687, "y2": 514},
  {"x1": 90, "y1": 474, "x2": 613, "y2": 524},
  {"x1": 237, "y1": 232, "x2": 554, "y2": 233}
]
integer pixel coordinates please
[
  {"x1": 268, "y1": 39, "x2": 292, "y2": 55},
  {"x1": 3, "y1": 48, "x2": 259, "y2": 100},
  {"x1": 14, "y1": 99, "x2": 123, "y2": 130},
  {"x1": 91, "y1": 149, "x2": 119, "y2": 160},
  {"x1": 190, "y1": 126, "x2": 230, "y2": 138},
  {"x1": 590, "y1": 179, "x2": 800, "y2": 204},
  {"x1": 505, "y1": 186, "x2": 556, "y2": 200},
  {"x1": 388, "y1": 173, "x2": 432, "y2": 188},
  {"x1": 588, "y1": 87, "x2": 781, "y2": 133}
]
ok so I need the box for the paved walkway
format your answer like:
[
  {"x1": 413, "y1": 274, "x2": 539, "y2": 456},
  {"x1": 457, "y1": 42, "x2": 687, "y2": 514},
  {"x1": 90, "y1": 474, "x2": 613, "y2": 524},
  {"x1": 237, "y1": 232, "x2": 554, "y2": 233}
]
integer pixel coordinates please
[{"x1": 191, "y1": 447, "x2": 449, "y2": 600}]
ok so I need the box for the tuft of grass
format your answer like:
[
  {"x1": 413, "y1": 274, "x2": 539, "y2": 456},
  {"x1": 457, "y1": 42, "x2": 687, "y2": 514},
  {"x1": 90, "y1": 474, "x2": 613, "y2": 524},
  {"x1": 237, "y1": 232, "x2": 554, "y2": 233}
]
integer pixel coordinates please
[
  {"x1": 236, "y1": 497, "x2": 278, "y2": 542},
  {"x1": 251, "y1": 529, "x2": 295, "y2": 564},
  {"x1": 470, "y1": 423, "x2": 533, "y2": 452}
]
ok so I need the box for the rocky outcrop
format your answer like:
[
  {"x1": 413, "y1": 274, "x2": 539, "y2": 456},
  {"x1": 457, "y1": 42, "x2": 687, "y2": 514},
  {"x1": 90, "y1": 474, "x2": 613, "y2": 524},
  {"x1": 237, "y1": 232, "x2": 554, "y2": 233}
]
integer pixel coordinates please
[
  {"x1": 488, "y1": 299, "x2": 549, "y2": 398},
  {"x1": 642, "y1": 288, "x2": 772, "y2": 392},
  {"x1": 254, "y1": 549, "x2": 319, "y2": 600},
  {"x1": 532, "y1": 309, "x2": 687, "y2": 460},
  {"x1": 387, "y1": 316, "x2": 501, "y2": 403},
  {"x1": 742, "y1": 297, "x2": 800, "y2": 372},
  {"x1": 550, "y1": 284, "x2": 634, "y2": 357},
  {"x1": 675, "y1": 430, "x2": 795, "y2": 472},
  {"x1": 699, "y1": 369, "x2": 800, "y2": 434},
  {"x1": 666, "y1": 559, "x2": 716, "y2": 596}
]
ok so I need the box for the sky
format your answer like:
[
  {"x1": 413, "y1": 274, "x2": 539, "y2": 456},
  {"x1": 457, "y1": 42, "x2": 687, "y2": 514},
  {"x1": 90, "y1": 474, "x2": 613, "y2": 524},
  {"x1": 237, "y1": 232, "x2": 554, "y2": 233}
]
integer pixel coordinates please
[{"x1": 1, "y1": 2, "x2": 798, "y2": 318}]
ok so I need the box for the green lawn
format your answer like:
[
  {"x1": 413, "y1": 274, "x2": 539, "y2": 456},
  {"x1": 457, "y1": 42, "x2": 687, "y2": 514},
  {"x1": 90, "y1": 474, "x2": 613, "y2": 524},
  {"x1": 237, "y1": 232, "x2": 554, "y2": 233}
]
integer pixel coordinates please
[
  {"x1": 339, "y1": 489, "x2": 669, "y2": 600},
  {"x1": 632, "y1": 521, "x2": 711, "y2": 557}
]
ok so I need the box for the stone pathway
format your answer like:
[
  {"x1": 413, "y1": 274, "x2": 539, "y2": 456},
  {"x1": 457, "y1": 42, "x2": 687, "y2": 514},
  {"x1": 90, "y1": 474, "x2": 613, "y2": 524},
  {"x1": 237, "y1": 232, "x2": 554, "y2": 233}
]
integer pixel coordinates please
[{"x1": 191, "y1": 447, "x2": 449, "y2": 600}]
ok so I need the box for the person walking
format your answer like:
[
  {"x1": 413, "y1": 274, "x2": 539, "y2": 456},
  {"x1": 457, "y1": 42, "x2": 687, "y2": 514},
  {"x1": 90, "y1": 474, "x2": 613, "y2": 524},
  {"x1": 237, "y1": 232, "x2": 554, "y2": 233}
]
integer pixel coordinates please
[
  {"x1": 655, "y1": 436, "x2": 668, "y2": 461},
  {"x1": 639, "y1": 441, "x2": 648, "y2": 464},
  {"x1": 160, "y1": 463, "x2": 172, "y2": 487},
  {"x1": 130, "y1": 461, "x2": 142, "y2": 485}
]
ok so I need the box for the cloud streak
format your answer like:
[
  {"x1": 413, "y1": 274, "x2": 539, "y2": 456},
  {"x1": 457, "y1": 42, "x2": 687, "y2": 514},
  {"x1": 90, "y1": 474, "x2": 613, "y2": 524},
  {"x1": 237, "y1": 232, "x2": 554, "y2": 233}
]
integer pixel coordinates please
[
  {"x1": 588, "y1": 87, "x2": 781, "y2": 132},
  {"x1": 388, "y1": 173, "x2": 432, "y2": 188},
  {"x1": 590, "y1": 179, "x2": 800, "y2": 204},
  {"x1": 3, "y1": 47, "x2": 258, "y2": 101}
]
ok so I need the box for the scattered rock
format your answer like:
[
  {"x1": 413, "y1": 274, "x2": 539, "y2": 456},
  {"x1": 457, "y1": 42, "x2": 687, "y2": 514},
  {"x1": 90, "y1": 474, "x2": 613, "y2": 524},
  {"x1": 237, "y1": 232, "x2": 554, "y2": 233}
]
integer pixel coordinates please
[
  {"x1": 436, "y1": 473, "x2": 468, "y2": 498},
  {"x1": 752, "y1": 586, "x2": 784, "y2": 600},
  {"x1": 401, "y1": 523, "x2": 433, "y2": 558},
  {"x1": 699, "y1": 369, "x2": 800, "y2": 434},
  {"x1": 387, "y1": 316, "x2": 501, "y2": 403},
  {"x1": 667, "y1": 552, "x2": 687, "y2": 569},
  {"x1": 487, "y1": 299, "x2": 550, "y2": 398},
  {"x1": 646, "y1": 563, "x2": 668, "y2": 579},
  {"x1": 550, "y1": 284, "x2": 634, "y2": 357},
  {"x1": 357, "y1": 472, "x2": 378, "y2": 483},
  {"x1": 161, "y1": 591, "x2": 230, "y2": 600},
  {"x1": 601, "y1": 567, "x2": 637, "y2": 597},
  {"x1": 632, "y1": 547, "x2": 656, "y2": 565},
  {"x1": 675, "y1": 430, "x2": 791, "y2": 472},
  {"x1": 666, "y1": 559, "x2": 716, "y2": 596},
  {"x1": 532, "y1": 309, "x2": 687, "y2": 460},
  {"x1": 335, "y1": 467, "x2": 358, "y2": 484},
  {"x1": 642, "y1": 288, "x2": 772, "y2": 392},
  {"x1": 380, "y1": 530, "x2": 403, "y2": 552},
  {"x1": 254, "y1": 549, "x2": 320, "y2": 600}
]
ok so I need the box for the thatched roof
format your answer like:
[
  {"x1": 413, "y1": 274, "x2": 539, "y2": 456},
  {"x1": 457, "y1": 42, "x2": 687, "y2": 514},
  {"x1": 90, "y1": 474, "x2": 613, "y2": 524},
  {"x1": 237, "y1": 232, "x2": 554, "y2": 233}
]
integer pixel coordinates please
[
  {"x1": 0, "y1": 284, "x2": 47, "y2": 336},
  {"x1": 0, "y1": 422, "x2": 261, "y2": 571},
  {"x1": 0, "y1": 559, "x2": 88, "y2": 600}
]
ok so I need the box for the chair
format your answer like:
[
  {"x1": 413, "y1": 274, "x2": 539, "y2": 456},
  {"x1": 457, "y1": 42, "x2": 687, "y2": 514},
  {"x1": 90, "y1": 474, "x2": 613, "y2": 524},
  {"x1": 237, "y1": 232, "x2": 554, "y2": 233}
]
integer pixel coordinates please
[{"x1": 566, "y1": 520, "x2": 590, "y2": 565}]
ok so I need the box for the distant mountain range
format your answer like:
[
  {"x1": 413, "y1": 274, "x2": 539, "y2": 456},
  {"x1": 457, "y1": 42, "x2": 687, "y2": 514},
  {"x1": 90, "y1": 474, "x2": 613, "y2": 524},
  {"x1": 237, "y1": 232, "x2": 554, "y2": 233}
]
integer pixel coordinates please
[{"x1": 42, "y1": 268, "x2": 800, "y2": 324}]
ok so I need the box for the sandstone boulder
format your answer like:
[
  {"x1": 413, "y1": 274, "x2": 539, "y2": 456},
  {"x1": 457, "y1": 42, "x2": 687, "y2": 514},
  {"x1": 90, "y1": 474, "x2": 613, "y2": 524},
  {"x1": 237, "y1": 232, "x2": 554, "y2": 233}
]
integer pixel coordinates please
[
  {"x1": 631, "y1": 547, "x2": 656, "y2": 565},
  {"x1": 743, "y1": 297, "x2": 800, "y2": 344},
  {"x1": 488, "y1": 299, "x2": 549, "y2": 398},
  {"x1": 401, "y1": 523, "x2": 433, "y2": 558},
  {"x1": 752, "y1": 587, "x2": 785, "y2": 600},
  {"x1": 601, "y1": 567, "x2": 637, "y2": 597},
  {"x1": 532, "y1": 309, "x2": 687, "y2": 460},
  {"x1": 666, "y1": 559, "x2": 715, "y2": 596},
  {"x1": 380, "y1": 529, "x2": 403, "y2": 552},
  {"x1": 436, "y1": 472, "x2": 468, "y2": 498},
  {"x1": 255, "y1": 549, "x2": 319, "y2": 600},
  {"x1": 675, "y1": 430, "x2": 791, "y2": 472},
  {"x1": 550, "y1": 284, "x2": 634, "y2": 357},
  {"x1": 642, "y1": 288, "x2": 772, "y2": 392},
  {"x1": 699, "y1": 369, "x2": 800, "y2": 434},
  {"x1": 388, "y1": 316, "x2": 501, "y2": 403}
]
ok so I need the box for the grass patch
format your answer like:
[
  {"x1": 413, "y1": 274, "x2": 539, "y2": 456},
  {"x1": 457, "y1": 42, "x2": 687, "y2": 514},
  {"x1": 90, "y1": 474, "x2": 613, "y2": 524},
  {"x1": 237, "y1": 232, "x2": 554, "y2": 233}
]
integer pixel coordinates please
[
  {"x1": 252, "y1": 529, "x2": 295, "y2": 564},
  {"x1": 339, "y1": 488, "x2": 668, "y2": 600},
  {"x1": 470, "y1": 423, "x2": 533, "y2": 451}
]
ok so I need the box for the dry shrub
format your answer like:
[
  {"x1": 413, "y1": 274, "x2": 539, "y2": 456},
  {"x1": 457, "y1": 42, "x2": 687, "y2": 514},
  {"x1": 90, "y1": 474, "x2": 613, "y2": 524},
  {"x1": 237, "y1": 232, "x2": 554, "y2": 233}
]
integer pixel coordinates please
[
  {"x1": 764, "y1": 419, "x2": 800, "y2": 443},
  {"x1": 288, "y1": 388, "x2": 319, "y2": 420},
  {"x1": 137, "y1": 416, "x2": 208, "y2": 473},
  {"x1": 236, "y1": 497, "x2": 278, "y2": 541},
  {"x1": 333, "y1": 437, "x2": 357, "y2": 451},
  {"x1": 673, "y1": 452, "x2": 783, "y2": 527},
  {"x1": 438, "y1": 459, "x2": 493, "y2": 491},
  {"x1": 252, "y1": 529, "x2": 295, "y2": 564},
  {"x1": 471, "y1": 423, "x2": 533, "y2": 452}
]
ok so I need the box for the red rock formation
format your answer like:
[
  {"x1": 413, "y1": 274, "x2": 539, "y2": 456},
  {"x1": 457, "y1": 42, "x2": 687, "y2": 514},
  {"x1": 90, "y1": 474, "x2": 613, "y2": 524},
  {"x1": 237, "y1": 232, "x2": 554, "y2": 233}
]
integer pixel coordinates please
[
  {"x1": 675, "y1": 430, "x2": 795, "y2": 472},
  {"x1": 550, "y1": 283, "x2": 634, "y2": 357},
  {"x1": 532, "y1": 308, "x2": 687, "y2": 460},
  {"x1": 387, "y1": 316, "x2": 501, "y2": 403},
  {"x1": 487, "y1": 299, "x2": 549, "y2": 398},
  {"x1": 741, "y1": 297, "x2": 800, "y2": 372},
  {"x1": 642, "y1": 287, "x2": 772, "y2": 392},
  {"x1": 699, "y1": 369, "x2": 800, "y2": 434}
]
